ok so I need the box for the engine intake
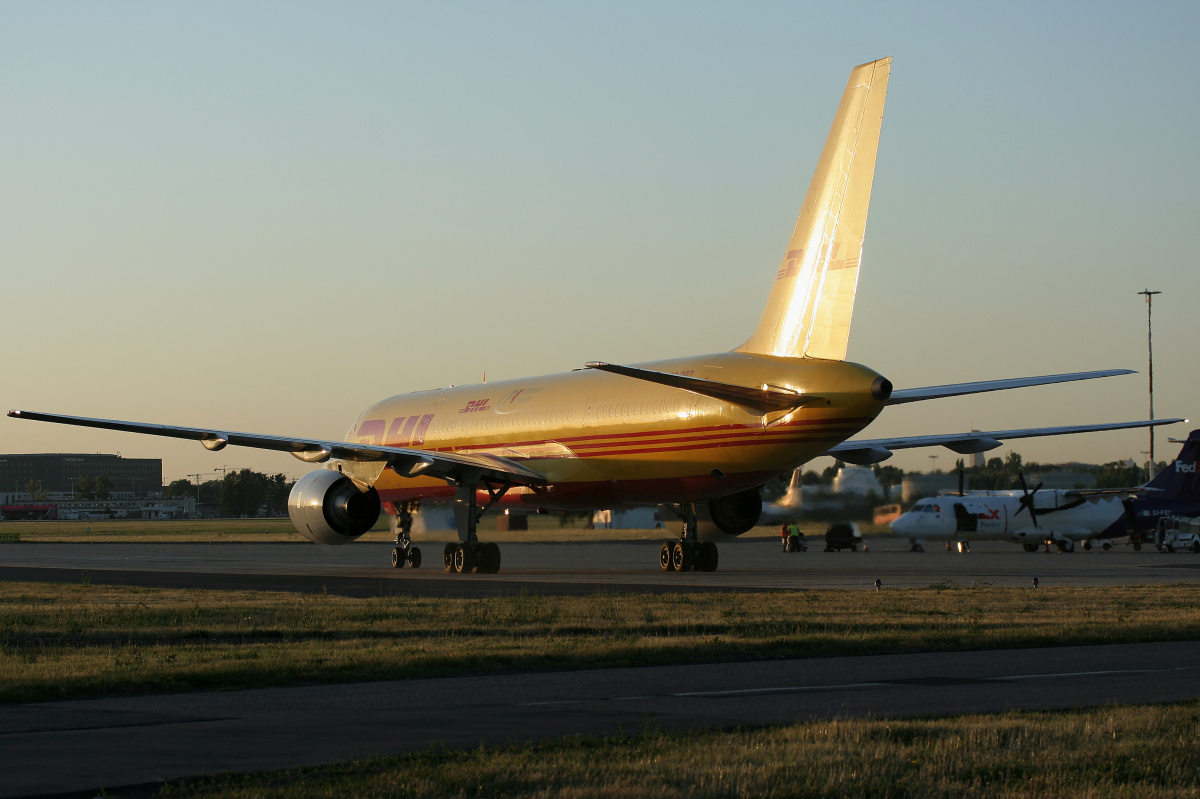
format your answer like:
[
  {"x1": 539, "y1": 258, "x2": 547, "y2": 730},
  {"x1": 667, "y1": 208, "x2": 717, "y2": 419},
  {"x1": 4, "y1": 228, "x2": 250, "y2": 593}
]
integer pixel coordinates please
[
  {"x1": 708, "y1": 488, "x2": 763, "y2": 536},
  {"x1": 288, "y1": 469, "x2": 381, "y2": 545}
]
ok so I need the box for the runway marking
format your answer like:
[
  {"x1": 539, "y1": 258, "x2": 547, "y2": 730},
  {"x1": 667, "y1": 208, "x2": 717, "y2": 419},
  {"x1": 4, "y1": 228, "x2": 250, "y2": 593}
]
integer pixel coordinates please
[{"x1": 516, "y1": 665, "x2": 1200, "y2": 706}]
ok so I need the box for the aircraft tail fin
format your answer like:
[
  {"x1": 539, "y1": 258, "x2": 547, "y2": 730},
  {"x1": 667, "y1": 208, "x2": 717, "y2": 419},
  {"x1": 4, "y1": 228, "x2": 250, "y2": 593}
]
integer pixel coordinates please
[
  {"x1": 735, "y1": 57, "x2": 890, "y2": 361},
  {"x1": 1144, "y1": 430, "x2": 1200, "y2": 501}
]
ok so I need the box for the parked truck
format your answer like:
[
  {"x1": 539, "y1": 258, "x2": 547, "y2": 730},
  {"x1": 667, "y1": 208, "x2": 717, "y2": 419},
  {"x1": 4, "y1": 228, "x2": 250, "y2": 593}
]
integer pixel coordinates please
[{"x1": 1155, "y1": 516, "x2": 1200, "y2": 553}]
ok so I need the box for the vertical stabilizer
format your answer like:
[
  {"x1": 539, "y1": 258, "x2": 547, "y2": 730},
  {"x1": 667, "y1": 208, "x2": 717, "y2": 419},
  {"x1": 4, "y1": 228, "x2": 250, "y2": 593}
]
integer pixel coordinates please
[
  {"x1": 1144, "y1": 431, "x2": 1200, "y2": 502},
  {"x1": 736, "y1": 57, "x2": 890, "y2": 360}
]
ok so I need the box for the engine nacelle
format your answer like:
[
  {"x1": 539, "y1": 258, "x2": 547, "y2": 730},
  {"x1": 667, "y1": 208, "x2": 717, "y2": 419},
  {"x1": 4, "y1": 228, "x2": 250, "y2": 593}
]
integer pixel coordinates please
[
  {"x1": 708, "y1": 487, "x2": 763, "y2": 536},
  {"x1": 288, "y1": 469, "x2": 381, "y2": 545}
]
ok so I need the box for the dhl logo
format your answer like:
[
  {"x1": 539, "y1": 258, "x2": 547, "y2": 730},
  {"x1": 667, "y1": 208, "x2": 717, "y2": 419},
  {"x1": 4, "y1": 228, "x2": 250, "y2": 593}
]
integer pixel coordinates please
[
  {"x1": 775, "y1": 242, "x2": 862, "y2": 281},
  {"x1": 459, "y1": 399, "x2": 492, "y2": 414}
]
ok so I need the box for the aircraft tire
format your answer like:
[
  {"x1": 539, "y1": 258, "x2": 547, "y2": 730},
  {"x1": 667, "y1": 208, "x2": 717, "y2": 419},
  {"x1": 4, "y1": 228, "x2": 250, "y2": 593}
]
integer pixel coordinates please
[
  {"x1": 453, "y1": 543, "x2": 476, "y2": 574},
  {"x1": 392, "y1": 548, "x2": 405, "y2": 569},
  {"x1": 1023, "y1": 544, "x2": 1039, "y2": 553},
  {"x1": 672, "y1": 541, "x2": 694, "y2": 572},
  {"x1": 659, "y1": 541, "x2": 675, "y2": 571},
  {"x1": 443, "y1": 543, "x2": 457, "y2": 572},
  {"x1": 698, "y1": 541, "x2": 719, "y2": 572},
  {"x1": 481, "y1": 542, "x2": 501, "y2": 573},
  {"x1": 408, "y1": 547, "x2": 422, "y2": 568}
]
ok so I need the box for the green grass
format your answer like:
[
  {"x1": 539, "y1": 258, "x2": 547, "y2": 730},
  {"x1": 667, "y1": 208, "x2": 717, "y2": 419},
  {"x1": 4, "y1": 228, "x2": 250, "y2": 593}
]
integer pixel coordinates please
[
  {"x1": 119, "y1": 701, "x2": 1200, "y2": 797},
  {"x1": 4, "y1": 581, "x2": 1199, "y2": 704}
]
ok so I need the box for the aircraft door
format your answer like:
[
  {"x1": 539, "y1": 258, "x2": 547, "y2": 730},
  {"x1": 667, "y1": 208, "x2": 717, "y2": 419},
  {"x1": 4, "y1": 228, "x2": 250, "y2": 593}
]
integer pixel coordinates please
[{"x1": 953, "y1": 503, "x2": 977, "y2": 535}]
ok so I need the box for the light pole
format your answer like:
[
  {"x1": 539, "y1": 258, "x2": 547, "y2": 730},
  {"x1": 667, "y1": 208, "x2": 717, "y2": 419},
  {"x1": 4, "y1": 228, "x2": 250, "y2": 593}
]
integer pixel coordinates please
[{"x1": 1137, "y1": 289, "x2": 1161, "y2": 476}]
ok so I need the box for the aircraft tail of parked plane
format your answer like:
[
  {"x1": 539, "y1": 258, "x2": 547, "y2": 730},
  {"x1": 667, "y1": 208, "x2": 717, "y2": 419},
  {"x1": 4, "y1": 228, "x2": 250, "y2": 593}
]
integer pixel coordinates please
[
  {"x1": 1143, "y1": 431, "x2": 1200, "y2": 502},
  {"x1": 6, "y1": 58, "x2": 1183, "y2": 575},
  {"x1": 735, "y1": 58, "x2": 889, "y2": 361}
]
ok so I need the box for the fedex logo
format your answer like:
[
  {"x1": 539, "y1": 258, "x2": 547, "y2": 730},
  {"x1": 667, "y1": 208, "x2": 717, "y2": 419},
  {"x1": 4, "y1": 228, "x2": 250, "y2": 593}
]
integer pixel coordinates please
[
  {"x1": 459, "y1": 399, "x2": 492, "y2": 414},
  {"x1": 978, "y1": 509, "x2": 1001, "y2": 520},
  {"x1": 1175, "y1": 460, "x2": 1198, "y2": 474}
]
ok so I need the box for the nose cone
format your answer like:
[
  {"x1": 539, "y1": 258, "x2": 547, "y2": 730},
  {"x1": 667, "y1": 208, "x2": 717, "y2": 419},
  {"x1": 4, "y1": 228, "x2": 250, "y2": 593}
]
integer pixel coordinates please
[{"x1": 890, "y1": 513, "x2": 912, "y2": 535}]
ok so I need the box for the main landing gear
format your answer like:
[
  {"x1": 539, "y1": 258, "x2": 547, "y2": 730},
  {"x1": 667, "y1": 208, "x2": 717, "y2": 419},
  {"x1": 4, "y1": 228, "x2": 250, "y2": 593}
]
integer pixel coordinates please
[
  {"x1": 442, "y1": 477, "x2": 508, "y2": 575},
  {"x1": 391, "y1": 502, "x2": 422, "y2": 569},
  {"x1": 659, "y1": 503, "x2": 719, "y2": 572}
]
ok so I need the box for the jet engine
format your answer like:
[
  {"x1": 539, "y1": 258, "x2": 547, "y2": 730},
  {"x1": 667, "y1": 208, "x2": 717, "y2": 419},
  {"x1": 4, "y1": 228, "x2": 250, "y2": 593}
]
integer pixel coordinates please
[
  {"x1": 288, "y1": 469, "x2": 381, "y2": 545},
  {"x1": 708, "y1": 488, "x2": 763, "y2": 536}
]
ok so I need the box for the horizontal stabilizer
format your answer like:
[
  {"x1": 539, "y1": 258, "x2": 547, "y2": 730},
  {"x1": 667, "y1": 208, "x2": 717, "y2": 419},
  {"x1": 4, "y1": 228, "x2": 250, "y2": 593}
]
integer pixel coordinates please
[
  {"x1": 828, "y1": 418, "x2": 1184, "y2": 464},
  {"x1": 7, "y1": 410, "x2": 545, "y2": 487},
  {"x1": 584, "y1": 362, "x2": 823, "y2": 414},
  {"x1": 888, "y1": 369, "x2": 1134, "y2": 405}
]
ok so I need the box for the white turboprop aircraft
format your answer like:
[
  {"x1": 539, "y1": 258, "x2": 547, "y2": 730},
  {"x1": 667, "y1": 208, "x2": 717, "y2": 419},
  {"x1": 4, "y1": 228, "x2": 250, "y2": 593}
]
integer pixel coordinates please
[
  {"x1": 891, "y1": 485, "x2": 1128, "y2": 553},
  {"x1": 7, "y1": 58, "x2": 1183, "y2": 574}
]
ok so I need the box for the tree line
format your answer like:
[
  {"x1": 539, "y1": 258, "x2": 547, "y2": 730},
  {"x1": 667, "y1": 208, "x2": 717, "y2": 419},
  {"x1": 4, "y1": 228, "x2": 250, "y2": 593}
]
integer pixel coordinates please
[{"x1": 163, "y1": 470, "x2": 295, "y2": 517}]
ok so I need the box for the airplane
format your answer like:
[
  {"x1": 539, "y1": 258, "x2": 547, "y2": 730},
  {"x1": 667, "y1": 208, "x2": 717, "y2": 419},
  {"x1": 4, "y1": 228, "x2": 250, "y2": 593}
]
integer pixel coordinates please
[
  {"x1": 891, "y1": 430, "x2": 1200, "y2": 553},
  {"x1": 7, "y1": 58, "x2": 1182, "y2": 575}
]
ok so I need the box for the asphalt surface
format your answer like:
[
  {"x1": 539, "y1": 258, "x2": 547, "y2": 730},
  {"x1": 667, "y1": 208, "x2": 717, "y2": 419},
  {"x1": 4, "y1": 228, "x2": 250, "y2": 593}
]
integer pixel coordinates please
[
  {"x1": 4, "y1": 641, "x2": 1200, "y2": 797},
  {"x1": 3, "y1": 536, "x2": 1198, "y2": 595},
  {"x1": 4, "y1": 537, "x2": 1200, "y2": 796}
]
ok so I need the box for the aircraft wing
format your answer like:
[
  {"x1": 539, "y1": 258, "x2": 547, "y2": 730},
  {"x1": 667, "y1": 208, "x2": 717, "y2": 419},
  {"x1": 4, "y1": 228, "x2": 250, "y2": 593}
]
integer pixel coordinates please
[
  {"x1": 827, "y1": 418, "x2": 1184, "y2": 466},
  {"x1": 6, "y1": 410, "x2": 546, "y2": 486},
  {"x1": 888, "y1": 369, "x2": 1133, "y2": 404}
]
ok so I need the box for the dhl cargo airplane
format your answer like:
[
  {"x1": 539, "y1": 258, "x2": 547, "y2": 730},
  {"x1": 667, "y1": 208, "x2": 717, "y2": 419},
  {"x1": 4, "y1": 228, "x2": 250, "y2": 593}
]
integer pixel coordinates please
[{"x1": 8, "y1": 58, "x2": 1182, "y2": 575}]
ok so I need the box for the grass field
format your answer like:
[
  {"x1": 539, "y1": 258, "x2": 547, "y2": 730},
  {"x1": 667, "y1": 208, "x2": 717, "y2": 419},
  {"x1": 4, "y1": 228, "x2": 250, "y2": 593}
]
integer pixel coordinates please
[
  {"x1": 107, "y1": 700, "x2": 1200, "y2": 798},
  {"x1": 4, "y1": 581, "x2": 1199, "y2": 705}
]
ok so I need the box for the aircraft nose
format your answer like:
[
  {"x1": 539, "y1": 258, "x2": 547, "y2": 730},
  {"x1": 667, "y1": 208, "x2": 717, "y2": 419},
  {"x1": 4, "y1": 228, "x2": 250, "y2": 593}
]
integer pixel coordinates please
[{"x1": 891, "y1": 514, "x2": 910, "y2": 534}]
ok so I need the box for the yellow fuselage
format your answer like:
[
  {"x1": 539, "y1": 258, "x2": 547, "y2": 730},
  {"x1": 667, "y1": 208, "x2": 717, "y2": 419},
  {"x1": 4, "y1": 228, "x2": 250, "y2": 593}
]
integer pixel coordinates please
[{"x1": 353, "y1": 353, "x2": 887, "y2": 509}]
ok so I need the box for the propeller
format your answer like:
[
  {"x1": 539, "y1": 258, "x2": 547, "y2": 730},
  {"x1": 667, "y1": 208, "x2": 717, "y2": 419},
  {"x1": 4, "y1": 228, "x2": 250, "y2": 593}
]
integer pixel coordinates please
[{"x1": 1014, "y1": 473, "x2": 1044, "y2": 528}]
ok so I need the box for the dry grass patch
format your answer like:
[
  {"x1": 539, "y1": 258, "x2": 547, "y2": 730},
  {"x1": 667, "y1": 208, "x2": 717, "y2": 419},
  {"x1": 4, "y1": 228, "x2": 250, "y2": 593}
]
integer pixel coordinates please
[
  {"x1": 3, "y1": 581, "x2": 1199, "y2": 704},
  {"x1": 125, "y1": 701, "x2": 1200, "y2": 797}
]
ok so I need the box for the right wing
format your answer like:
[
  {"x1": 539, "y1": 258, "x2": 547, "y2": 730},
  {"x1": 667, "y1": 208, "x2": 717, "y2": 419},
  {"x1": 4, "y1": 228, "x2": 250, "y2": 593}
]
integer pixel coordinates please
[
  {"x1": 7, "y1": 410, "x2": 546, "y2": 487},
  {"x1": 828, "y1": 418, "x2": 1184, "y2": 465}
]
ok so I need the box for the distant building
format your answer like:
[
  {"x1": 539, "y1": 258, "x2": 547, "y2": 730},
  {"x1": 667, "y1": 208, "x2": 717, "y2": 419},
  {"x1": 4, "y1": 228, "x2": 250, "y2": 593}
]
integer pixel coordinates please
[{"x1": 0, "y1": 453, "x2": 162, "y2": 502}]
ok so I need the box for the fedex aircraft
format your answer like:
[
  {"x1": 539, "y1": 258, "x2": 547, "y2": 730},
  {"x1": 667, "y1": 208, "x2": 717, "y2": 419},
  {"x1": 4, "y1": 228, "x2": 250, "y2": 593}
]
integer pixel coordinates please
[
  {"x1": 8, "y1": 58, "x2": 1180, "y2": 575},
  {"x1": 892, "y1": 431, "x2": 1200, "y2": 552}
]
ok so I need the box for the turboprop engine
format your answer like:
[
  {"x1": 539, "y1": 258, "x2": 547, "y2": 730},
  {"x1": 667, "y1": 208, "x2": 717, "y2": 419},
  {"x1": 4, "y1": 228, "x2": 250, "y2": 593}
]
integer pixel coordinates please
[
  {"x1": 708, "y1": 488, "x2": 763, "y2": 536},
  {"x1": 288, "y1": 469, "x2": 381, "y2": 545}
]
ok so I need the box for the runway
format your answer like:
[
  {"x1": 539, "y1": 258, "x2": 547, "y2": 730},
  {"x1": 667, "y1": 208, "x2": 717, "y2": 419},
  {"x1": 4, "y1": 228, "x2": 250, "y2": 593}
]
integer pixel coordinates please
[
  {"x1": 1, "y1": 535, "x2": 1198, "y2": 596},
  {"x1": 4, "y1": 640, "x2": 1200, "y2": 797}
]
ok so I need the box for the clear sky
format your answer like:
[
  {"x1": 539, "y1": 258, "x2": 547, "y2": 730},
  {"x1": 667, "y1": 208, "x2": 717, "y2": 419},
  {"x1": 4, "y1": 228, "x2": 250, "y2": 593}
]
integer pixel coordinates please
[{"x1": 2, "y1": 1, "x2": 1197, "y2": 484}]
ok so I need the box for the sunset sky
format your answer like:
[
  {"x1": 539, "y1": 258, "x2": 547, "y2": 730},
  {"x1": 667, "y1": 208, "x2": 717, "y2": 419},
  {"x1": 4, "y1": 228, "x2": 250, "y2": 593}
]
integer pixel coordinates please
[{"x1": 3, "y1": 1, "x2": 1196, "y2": 483}]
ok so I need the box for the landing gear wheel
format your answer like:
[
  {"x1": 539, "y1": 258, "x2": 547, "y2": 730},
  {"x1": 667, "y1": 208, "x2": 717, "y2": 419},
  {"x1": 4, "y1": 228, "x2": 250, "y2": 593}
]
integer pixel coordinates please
[
  {"x1": 443, "y1": 543, "x2": 457, "y2": 573},
  {"x1": 671, "y1": 541, "x2": 694, "y2": 572},
  {"x1": 453, "y1": 543, "x2": 476, "y2": 574},
  {"x1": 479, "y1": 542, "x2": 501, "y2": 574},
  {"x1": 697, "y1": 541, "x2": 719, "y2": 572},
  {"x1": 392, "y1": 547, "x2": 406, "y2": 568},
  {"x1": 659, "y1": 541, "x2": 675, "y2": 572},
  {"x1": 1023, "y1": 543, "x2": 1039, "y2": 553},
  {"x1": 408, "y1": 547, "x2": 422, "y2": 568}
]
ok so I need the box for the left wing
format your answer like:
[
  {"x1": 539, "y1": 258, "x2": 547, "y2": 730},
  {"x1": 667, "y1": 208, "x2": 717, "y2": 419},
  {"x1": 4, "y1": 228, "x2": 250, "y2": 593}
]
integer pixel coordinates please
[
  {"x1": 828, "y1": 418, "x2": 1184, "y2": 465},
  {"x1": 6, "y1": 410, "x2": 546, "y2": 487}
]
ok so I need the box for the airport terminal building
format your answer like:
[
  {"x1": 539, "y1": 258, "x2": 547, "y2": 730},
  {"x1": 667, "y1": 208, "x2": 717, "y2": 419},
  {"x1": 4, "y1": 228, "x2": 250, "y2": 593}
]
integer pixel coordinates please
[{"x1": 0, "y1": 453, "x2": 162, "y2": 501}]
